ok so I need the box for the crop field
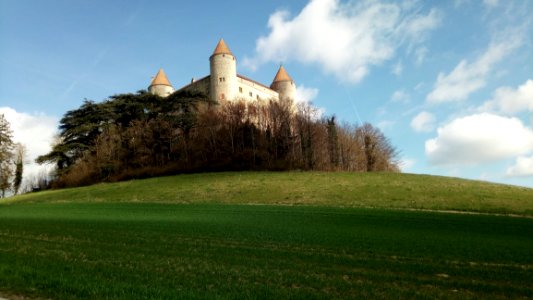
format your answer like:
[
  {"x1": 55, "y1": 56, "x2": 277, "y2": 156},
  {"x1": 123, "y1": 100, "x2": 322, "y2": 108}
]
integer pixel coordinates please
[{"x1": 1, "y1": 172, "x2": 532, "y2": 299}]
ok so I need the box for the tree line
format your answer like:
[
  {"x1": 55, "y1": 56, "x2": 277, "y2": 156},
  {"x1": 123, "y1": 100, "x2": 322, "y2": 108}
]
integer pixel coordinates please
[{"x1": 37, "y1": 90, "x2": 399, "y2": 188}]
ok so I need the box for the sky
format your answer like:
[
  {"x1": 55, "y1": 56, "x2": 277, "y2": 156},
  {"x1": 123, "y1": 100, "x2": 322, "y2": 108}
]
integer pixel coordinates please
[{"x1": 1, "y1": 0, "x2": 532, "y2": 188}]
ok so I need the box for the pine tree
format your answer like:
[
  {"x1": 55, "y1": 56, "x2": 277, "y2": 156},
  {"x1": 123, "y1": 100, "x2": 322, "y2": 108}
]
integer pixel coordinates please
[{"x1": 13, "y1": 143, "x2": 25, "y2": 195}]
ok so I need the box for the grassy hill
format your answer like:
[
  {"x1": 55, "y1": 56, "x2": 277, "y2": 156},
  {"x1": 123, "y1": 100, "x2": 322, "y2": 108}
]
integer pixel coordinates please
[
  {"x1": 9, "y1": 172, "x2": 533, "y2": 215},
  {"x1": 1, "y1": 172, "x2": 532, "y2": 299}
]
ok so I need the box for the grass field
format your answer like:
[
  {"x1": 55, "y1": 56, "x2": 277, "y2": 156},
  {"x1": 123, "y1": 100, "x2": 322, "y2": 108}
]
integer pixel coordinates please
[
  {"x1": 1, "y1": 172, "x2": 533, "y2": 299},
  {"x1": 8, "y1": 172, "x2": 533, "y2": 215}
]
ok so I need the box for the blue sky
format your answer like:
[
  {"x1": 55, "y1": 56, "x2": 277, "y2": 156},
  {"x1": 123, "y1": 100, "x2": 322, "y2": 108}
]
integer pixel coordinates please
[{"x1": 1, "y1": 0, "x2": 532, "y2": 188}]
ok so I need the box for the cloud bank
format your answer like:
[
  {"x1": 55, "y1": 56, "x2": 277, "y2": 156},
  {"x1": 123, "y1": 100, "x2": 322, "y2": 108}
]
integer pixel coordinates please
[
  {"x1": 425, "y1": 113, "x2": 533, "y2": 165},
  {"x1": 245, "y1": 0, "x2": 441, "y2": 83}
]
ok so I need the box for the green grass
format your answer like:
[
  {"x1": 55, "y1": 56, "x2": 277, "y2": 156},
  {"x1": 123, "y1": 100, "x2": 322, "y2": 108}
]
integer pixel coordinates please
[
  {"x1": 1, "y1": 172, "x2": 533, "y2": 299},
  {"x1": 8, "y1": 172, "x2": 533, "y2": 215},
  {"x1": 0, "y1": 203, "x2": 532, "y2": 299}
]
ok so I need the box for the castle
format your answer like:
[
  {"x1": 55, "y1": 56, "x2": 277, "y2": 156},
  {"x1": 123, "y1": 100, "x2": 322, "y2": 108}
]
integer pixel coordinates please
[{"x1": 147, "y1": 39, "x2": 296, "y2": 103}]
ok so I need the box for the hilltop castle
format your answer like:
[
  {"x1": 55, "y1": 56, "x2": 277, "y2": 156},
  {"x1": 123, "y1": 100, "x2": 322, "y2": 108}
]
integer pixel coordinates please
[{"x1": 147, "y1": 39, "x2": 296, "y2": 103}]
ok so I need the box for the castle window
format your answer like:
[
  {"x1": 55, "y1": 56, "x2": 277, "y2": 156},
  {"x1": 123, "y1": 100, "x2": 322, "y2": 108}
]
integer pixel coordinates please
[
  {"x1": 249, "y1": 92, "x2": 252, "y2": 97},
  {"x1": 256, "y1": 95, "x2": 259, "y2": 100},
  {"x1": 219, "y1": 77, "x2": 225, "y2": 82},
  {"x1": 239, "y1": 87, "x2": 243, "y2": 93}
]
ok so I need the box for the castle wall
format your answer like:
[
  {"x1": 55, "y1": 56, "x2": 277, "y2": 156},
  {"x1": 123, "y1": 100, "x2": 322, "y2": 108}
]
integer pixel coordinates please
[
  {"x1": 179, "y1": 75, "x2": 279, "y2": 102},
  {"x1": 173, "y1": 40, "x2": 296, "y2": 104},
  {"x1": 236, "y1": 75, "x2": 279, "y2": 101},
  {"x1": 180, "y1": 76, "x2": 210, "y2": 96}
]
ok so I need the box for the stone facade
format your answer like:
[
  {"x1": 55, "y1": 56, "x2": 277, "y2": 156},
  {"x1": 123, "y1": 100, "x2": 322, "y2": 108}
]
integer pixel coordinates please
[{"x1": 149, "y1": 39, "x2": 296, "y2": 103}]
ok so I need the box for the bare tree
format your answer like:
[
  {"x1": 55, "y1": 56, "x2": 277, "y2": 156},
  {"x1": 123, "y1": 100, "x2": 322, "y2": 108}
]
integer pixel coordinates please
[
  {"x1": 326, "y1": 116, "x2": 339, "y2": 168},
  {"x1": 357, "y1": 123, "x2": 399, "y2": 172},
  {"x1": 0, "y1": 114, "x2": 14, "y2": 197}
]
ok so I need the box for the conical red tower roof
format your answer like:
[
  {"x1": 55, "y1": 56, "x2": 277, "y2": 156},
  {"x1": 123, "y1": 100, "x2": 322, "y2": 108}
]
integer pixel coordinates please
[
  {"x1": 149, "y1": 68, "x2": 172, "y2": 87},
  {"x1": 272, "y1": 65, "x2": 293, "y2": 83},
  {"x1": 212, "y1": 38, "x2": 233, "y2": 56}
]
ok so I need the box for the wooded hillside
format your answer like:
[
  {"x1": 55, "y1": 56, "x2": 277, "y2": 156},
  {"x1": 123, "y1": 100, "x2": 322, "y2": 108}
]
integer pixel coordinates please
[{"x1": 37, "y1": 91, "x2": 399, "y2": 187}]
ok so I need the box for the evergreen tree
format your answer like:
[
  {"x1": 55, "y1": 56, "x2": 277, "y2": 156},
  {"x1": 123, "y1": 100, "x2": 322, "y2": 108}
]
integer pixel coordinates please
[
  {"x1": 36, "y1": 100, "x2": 114, "y2": 171},
  {"x1": 13, "y1": 143, "x2": 25, "y2": 195}
]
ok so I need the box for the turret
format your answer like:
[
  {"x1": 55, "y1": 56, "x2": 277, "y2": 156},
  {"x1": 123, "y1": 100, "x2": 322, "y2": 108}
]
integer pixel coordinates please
[
  {"x1": 148, "y1": 68, "x2": 174, "y2": 97},
  {"x1": 209, "y1": 39, "x2": 237, "y2": 102},
  {"x1": 270, "y1": 65, "x2": 296, "y2": 102}
]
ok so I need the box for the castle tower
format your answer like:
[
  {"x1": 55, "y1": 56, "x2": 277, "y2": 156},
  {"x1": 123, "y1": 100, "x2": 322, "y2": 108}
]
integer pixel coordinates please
[
  {"x1": 148, "y1": 68, "x2": 174, "y2": 97},
  {"x1": 270, "y1": 65, "x2": 296, "y2": 102},
  {"x1": 209, "y1": 39, "x2": 237, "y2": 102}
]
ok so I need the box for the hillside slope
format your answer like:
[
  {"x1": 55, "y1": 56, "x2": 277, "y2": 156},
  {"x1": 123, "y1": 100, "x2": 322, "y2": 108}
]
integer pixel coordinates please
[{"x1": 8, "y1": 172, "x2": 533, "y2": 215}]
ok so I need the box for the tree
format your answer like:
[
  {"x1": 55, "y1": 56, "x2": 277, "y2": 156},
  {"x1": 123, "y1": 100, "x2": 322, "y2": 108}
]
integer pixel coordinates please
[
  {"x1": 295, "y1": 102, "x2": 315, "y2": 169},
  {"x1": 36, "y1": 100, "x2": 109, "y2": 171},
  {"x1": 13, "y1": 143, "x2": 25, "y2": 195},
  {"x1": 0, "y1": 114, "x2": 14, "y2": 197},
  {"x1": 36, "y1": 89, "x2": 401, "y2": 188},
  {"x1": 357, "y1": 123, "x2": 399, "y2": 172},
  {"x1": 326, "y1": 116, "x2": 339, "y2": 168}
]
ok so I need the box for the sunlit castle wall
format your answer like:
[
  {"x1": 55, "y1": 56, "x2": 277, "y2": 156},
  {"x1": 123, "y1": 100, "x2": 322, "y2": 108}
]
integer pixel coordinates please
[
  {"x1": 180, "y1": 77, "x2": 210, "y2": 95},
  {"x1": 175, "y1": 40, "x2": 296, "y2": 104},
  {"x1": 236, "y1": 76, "x2": 279, "y2": 101}
]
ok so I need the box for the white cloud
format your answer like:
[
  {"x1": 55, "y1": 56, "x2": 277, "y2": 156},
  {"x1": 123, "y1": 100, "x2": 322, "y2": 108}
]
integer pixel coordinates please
[
  {"x1": 391, "y1": 89, "x2": 410, "y2": 103},
  {"x1": 426, "y1": 113, "x2": 533, "y2": 165},
  {"x1": 391, "y1": 60, "x2": 403, "y2": 76},
  {"x1": 0, "y1": 107, "x2": 58, "y2": 187},
  {"x1": 426, "y1": 35, "x2": 522, "y2": 103},
  {"x1": 246, "y1": 0, "x2": 441, "y2": 83},
  {"x1": 411, "y1": 111, "x2": 436, "y2": 132},
  {"x1": 479, "y1": 79, "x2": 533, "y2": 115},
  {"x1": 295, "y1": 84, "x2": 319, "y2": 103},
  {"x1": 399, "y1": 8, "x2": 441, "y2": 43},
  {"x1": 507, "y1": 155, "x2": 533, "y2": 177}
]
